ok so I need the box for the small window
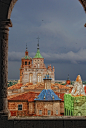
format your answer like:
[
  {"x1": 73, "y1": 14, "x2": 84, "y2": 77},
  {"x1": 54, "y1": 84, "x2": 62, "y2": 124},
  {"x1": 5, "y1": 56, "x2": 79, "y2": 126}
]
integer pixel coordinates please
[
  {"x1": 56, "y1": 110, "x2": 58, "y2": 115},
  {"x1": 38, "y1": 64, "x2": 39, "y2": 68},
  {"x1": 25, "y1": 68, "x2": 27, "y2": 71},
  {"x1": 25, "y1": 61, "x2": 27, "y2": 65},
  {"x1": 35, "y1": 60, "x2": 36, "y2": 61},
  {"x1": 29, "y1": 62, "x2": 30, "y2": 65},
  {"x1": 48, "y1": 110, "x2": 51, "y2": 115},
  {"x1": 39, "y1": 110, "x2": 42, "y2": 115},
  {"x1": 18, "y1": 104, "x2": 22, "y2": 111},
  {"x1": 38, "y1": 60, "x2": 39, "y2": 61}
]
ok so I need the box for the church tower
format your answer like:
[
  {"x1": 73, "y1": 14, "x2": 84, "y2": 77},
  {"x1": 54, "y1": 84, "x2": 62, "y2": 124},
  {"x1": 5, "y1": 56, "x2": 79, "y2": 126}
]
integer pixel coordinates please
[
  {"x1": 19, "y1": 39, "x2": 55, "y2": 85},
  {"x1": 32, "y1": 37, "x2": 46, "y2": 83},
  {"x1": 20, "y1": 44, "x2": 32, "y2": 83}
]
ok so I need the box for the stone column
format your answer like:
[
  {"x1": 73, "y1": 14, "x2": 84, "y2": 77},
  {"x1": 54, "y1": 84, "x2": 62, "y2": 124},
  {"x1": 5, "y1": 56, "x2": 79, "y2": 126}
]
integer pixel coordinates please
[{"x1": 0, "y1": 19, "x2": 12, "y2": 115}]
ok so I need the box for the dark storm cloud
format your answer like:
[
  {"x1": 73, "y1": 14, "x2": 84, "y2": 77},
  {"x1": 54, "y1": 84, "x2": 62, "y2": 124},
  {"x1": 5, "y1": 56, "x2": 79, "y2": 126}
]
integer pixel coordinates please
[
  {"x1": 8, "y1": 48, "x2": 86, "y2": 64},
  {"x1": 8, "y1": 0, "x2": 86, "y2": 80}
]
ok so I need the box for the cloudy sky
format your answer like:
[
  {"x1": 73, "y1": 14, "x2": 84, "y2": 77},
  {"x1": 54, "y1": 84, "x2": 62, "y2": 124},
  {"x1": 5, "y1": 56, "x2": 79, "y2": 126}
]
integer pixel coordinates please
[{"x1": 8, "y1": 0, "x2": 86, "y2": 81}]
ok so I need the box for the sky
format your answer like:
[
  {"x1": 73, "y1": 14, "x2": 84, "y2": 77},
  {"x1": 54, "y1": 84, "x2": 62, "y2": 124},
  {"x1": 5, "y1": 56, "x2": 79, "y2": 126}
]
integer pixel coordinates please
[{"x1": 8, "y1": 0, "x2": 86, "y2": 81}]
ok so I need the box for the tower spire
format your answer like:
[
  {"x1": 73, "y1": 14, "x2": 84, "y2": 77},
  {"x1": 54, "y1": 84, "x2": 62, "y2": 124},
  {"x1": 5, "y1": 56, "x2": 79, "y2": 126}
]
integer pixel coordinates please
[
  {"x1": 26, "y1": 43, "x2": 28, "y2": 51},
  {"x1": 36, "y1": 36, "x2": 40, "y2": 49},
  {"x1": 25, "y1": 43, "x2": 28, "y2": 56},
  {"x1": 67, "y1": 74, "x2": 69, "y2": 80}
]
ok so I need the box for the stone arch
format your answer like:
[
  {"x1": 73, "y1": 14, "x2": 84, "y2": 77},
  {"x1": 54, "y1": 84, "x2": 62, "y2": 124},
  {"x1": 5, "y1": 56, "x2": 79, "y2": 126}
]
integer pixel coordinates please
[
  {"x1": 76, "y1": 112, "x2": 82, "y2": 116},
  {"x1": 0, "y1": 0, "x2": 85, "y2": 116},
  {"x1": 8, "y1": 0, "x2": 18, "y2": 19}
]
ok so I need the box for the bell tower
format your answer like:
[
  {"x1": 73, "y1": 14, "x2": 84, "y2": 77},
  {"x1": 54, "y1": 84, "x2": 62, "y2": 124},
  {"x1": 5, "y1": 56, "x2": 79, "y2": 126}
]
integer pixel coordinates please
[{"x1": 20, "y1": 44, "x2": 32, "y2": 83}]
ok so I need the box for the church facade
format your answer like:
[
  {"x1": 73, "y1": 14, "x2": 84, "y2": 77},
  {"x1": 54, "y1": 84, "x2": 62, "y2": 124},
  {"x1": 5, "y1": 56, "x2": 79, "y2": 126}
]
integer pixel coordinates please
[{"x1": 20, "y1": 44, "x2": 55, "y2": 84}]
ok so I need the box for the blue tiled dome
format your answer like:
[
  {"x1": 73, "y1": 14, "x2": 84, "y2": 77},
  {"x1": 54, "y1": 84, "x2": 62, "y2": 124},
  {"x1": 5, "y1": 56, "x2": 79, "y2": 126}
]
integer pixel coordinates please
[{"x1": 34, "y1": 89, "x2": 61, "y2": 101}]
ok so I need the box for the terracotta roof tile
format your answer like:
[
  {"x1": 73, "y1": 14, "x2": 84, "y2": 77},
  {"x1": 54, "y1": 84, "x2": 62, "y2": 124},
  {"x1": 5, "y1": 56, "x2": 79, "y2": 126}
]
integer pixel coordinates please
[
  {"x1": 8, "y1": 92, "x2": 40, "y2": 102},
  {"x1": 8, "y1": 83, "x2": 23, "y2": 90},
  {"x1": 55, "y1": 92, "x2": 64, "y2": 101}
]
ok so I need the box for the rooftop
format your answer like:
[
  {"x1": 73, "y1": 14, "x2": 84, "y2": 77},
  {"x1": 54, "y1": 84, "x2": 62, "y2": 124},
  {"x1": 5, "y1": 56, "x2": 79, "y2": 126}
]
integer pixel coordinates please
[
  {"x1": 8, "y1": 91, "x2": 40, "y2": 102},
  {"x1": 33, "y1": 49, "x2": 43, "y2": 58},
  {"x1": 34, "y1": 89, "x2": 61, "y2": 101}
]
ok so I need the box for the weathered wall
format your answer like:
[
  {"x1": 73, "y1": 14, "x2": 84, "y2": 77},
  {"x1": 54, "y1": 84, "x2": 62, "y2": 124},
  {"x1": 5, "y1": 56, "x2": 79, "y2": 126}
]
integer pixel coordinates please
[
  {"x1": 35, "y1": 101, "x2": 60, "y2": 116},
  {"x1": 29, "y1": 102, "x2": 35, "y2": 114}
]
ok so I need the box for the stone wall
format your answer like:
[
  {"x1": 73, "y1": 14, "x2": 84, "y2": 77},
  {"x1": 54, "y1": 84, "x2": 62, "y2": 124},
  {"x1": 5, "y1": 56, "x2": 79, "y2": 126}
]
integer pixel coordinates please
[{"x1": 35, "y1": 101, "x2": 60, "y2": 116}]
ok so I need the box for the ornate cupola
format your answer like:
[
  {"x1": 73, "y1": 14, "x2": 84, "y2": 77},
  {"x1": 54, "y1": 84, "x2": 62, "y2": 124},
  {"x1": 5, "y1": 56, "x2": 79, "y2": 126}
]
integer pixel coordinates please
[
  {"x1": 20, "y1": 44, "x2": 32, "y2": 83},
  {"x1": 66, "y1": 74, "x2": 71, "y2": 85},
  {"x1": 33, "y1": 37, "x2": 43, "y2": 59},
  {"x1": 33, "y1": 37, "x2": 44, "y2": 69},
  {"x1": 22, "y1": 44, "x2": 31, "y2": 60},
  {"x1": 43, "y1": 73, "x2": 52, "y2": 89}
]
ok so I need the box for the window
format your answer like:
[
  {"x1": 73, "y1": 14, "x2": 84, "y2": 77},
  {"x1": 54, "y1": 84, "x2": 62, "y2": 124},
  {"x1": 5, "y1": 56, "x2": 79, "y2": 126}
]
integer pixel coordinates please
[
  {"x1": 25, "y1": 61, "x2": 27, "y2": 65},
  {"x1": 56, "y1": 110, "x2": 58, "y2": 115},
  {"x1": 29, "y1": 62, "x2": 30, "y2": 65},
  {"x1": 39, "y1": 110, "x2": 42, "y2": 115},
  {"x1": 37, "y1": 74, "x2": 41, "y2": 82},
  {"x1": 29, "y1": 74, "x2": 33, "y2": 83},
  {"x1": 18, "y1": 104, "x2": 22, "y2": 110},
  {"x1": 48, "y1": 110, "x2": 51, "y2": 115},
  {"x1": 38, "y1": 64, "x2": 39, "y2": 68}
]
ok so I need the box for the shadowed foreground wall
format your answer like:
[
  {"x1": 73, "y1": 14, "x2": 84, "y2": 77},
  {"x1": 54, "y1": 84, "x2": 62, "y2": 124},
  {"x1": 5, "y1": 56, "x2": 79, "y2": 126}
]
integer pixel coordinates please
[{"x1": 1, "y1": 116, "x2": 86, "y2": 128}]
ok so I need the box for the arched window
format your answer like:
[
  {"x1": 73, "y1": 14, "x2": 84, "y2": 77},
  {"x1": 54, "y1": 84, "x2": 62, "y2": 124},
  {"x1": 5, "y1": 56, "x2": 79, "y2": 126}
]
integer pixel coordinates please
[
  {"x1": 37, "y1": 73, "x2": 41, "y2": 82},
  {"x1": 25, "y1": 61, "x2": 27, "y2": 65},
  {"x1": 29, "y1": 62, "x2": 30, "y2": 65},
  {"x1": 29, "y1": 74, "x2": 33, "y2": 83}
]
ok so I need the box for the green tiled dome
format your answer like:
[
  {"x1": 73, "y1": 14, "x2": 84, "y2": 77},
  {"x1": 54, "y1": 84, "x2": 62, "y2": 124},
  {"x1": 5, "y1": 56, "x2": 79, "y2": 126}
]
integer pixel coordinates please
[
  {"x1": 22, "y1": 55, "x2": 31, "y2": 59},
  {"x1": 33, "y1": 49, "x2": 43, "y2": 58}
]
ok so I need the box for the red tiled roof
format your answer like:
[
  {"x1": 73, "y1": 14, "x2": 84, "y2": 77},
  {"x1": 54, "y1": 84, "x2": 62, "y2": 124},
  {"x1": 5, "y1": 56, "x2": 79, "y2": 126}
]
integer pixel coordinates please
[
  {"x1": 55, "y1": 92, "x2": 64, "y2": 101},
  {"x1": 8, "y1": 92, "x2": 40, "y2": 102},
  {"x1": 51, "y1": 83, "x2": 70, "y2": 89},
  {"x1": 8, "y1": 83, "x2": 23, "y2": 90}
]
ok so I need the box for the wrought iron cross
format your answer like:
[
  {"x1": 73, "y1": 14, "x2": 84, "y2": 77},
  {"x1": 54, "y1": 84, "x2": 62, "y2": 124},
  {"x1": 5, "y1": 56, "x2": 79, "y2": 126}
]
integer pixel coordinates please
[{"x1": 37, "y1": 36, "x2": 40, "y2": 43}]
